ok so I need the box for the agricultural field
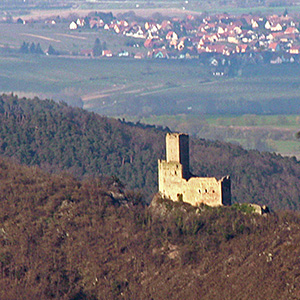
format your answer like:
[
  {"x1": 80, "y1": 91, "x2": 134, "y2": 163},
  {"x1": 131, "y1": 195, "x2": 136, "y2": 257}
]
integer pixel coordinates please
[
  {"x1": 0, "y1": 22, "x2": 130, "y2": 55},
  {"x1": 127, "y1": 114, "x2": 300, "y2": 158},
  {"x1": 0, "y1": 52, "x2": 300, "y2": 157},
  {"x1": 1, "y1": 49, "x2": 300, "y2": 115},
  {"x1": 1, "y1": 14, "x2": 300, "y2": 157},
  {"x1": 4, "y1": 0, "x2": 300, "y2": 20},
  {"x1": 0, "y1": 53, "x2": 212, "y2": 107}
]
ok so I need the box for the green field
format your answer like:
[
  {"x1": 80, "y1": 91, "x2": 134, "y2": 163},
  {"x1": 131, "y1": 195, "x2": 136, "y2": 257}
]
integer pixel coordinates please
[{"x1": 124, "y1": 114, "x2": 300, "y2": 158}]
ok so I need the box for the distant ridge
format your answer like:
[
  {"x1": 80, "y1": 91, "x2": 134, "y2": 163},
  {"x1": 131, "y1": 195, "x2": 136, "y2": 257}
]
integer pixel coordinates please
[{"x1": 0, "y1": 93, "x2": 300, "y2": 210}]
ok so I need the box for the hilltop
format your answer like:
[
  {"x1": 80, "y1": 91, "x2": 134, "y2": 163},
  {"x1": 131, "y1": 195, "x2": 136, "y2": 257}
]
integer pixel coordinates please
[
  {"x1": 0, "y1": 156, "x2": 300, "y2": 299},
  {"x1": 1, "y1": 94, "x2": 300, "y2": 210}
]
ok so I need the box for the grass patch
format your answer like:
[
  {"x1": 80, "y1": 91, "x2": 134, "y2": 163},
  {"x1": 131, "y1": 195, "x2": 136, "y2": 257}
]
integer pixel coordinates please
[
  {"x1": 268, "y1": 140, "x2": 300, "y2": 154},
  {"x1": 206, "y1": 114, "x2": 300, "y2": 128}
]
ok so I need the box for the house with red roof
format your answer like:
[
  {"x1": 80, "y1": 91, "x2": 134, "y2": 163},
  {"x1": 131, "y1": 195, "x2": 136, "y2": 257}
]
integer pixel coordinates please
[
  {"x1": 166, "y1": 31, "x2": 178, "y2": 41},
  {"x1": 102, "y1": 50, "x2": 113, "y2": 57},
  {"x1": 269, "y1": 42, "x2": 280, "y2": 52},
  {"x1": 289, "y1": 46, "x2": 300, "y2": 54},
  {"x1": 284, "y1": 27, "x2": 299, "y2": 35},
  {"x1": 236, "y1": 44, "x2": 249, "y2": 53}
]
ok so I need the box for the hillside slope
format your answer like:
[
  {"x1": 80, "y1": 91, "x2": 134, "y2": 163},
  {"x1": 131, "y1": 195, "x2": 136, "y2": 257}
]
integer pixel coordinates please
[
  {"x1": 0, "y1": 157, "x2": 300, "y2": 300},
  {"x1": 0, "y1": 94, "x2": 300, "y2": 210}
]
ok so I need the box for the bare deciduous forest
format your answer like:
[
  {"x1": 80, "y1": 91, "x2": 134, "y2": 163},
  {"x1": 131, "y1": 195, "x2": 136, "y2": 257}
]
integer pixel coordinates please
[{"x1": 0, "y1": 157, "x2": 300, "y2": 299}]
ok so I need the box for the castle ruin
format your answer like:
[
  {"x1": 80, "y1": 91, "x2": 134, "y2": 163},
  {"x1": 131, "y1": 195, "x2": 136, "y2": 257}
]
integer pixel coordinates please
[{"x1": 158, "y1": 133, "x2": 231, "y2": 207}]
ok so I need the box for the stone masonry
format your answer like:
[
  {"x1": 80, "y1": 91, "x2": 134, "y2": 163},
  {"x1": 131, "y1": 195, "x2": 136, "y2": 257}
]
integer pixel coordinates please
[{"x1": 158, "y1": 133, "x2": 231, "y2": 207}]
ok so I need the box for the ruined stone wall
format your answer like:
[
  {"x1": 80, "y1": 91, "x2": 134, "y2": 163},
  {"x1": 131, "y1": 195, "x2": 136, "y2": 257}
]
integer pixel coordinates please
[{"x1": 158, "y1": 133, "x2": 231, "y2": 207}]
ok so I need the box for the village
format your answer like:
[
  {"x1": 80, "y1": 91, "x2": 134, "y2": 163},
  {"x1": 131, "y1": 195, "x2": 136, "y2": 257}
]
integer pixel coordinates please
[
  {"x1": 5, "y1": 7, "x2": 300, "y2": 67},
  {"x1": 34, "y1": 10, "x2": 300, "y2": 65}
]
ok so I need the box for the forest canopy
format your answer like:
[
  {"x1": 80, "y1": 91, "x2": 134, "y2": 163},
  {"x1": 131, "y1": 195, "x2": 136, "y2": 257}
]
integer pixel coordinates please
[{"x1": 0, "y1": 94, "x2": 300, "y2": 210}]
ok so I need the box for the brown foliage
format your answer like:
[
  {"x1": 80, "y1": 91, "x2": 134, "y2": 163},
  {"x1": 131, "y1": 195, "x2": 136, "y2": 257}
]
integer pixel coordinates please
[{"x1": 0, "y1": 158, "x2": 300, "y2": 299}]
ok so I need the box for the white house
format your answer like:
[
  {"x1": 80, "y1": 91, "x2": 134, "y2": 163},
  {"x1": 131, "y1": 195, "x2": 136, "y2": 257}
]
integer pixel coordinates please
[{"x1": 69, "y1": 21, "x2": 77, "y2": 30}]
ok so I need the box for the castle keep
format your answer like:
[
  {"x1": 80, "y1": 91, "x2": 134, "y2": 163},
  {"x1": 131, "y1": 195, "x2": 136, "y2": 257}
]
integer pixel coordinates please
[{"x1": 158, "y1": 133, "x2": 231, "y2": 207}]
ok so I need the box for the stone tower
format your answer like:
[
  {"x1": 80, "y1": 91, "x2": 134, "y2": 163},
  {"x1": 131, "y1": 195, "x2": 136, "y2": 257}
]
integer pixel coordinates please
[
  {"x1": 166, "y1": 133, "x2": 190, "y2": 179},
  {"x1": 158, "y1": 133, "x2": 231, "y2": 207}
]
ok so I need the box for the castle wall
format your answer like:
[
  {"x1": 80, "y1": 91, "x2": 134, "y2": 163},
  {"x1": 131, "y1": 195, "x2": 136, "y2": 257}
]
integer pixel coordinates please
[
  {"x1": 158, "y1": 160, "x2": 229, "y2": 206},
  {"x1": 158, "y1": 133, "x2": 231, "y2": 207}
]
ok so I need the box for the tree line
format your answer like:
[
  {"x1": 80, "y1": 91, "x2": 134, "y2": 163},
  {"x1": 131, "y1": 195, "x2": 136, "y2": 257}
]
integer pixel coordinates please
[
  {"x1": 18, "y1": 38, "x2": 107, "y2": 56},
  {"x1": 19, "y1": 41, "x2": 58, "y2": 55}
]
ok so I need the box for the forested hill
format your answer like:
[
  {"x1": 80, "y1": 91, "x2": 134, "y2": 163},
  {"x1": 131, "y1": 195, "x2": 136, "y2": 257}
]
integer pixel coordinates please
[
  {"x1": 1, "y1": 94, "x2": 300, "y2": 210},
  {"x1": 0, "y1": 94, "x2": 166, "y2": 196},
  {"x1": 1, "y1": 157, "x2": 300, "y2": 299}
]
